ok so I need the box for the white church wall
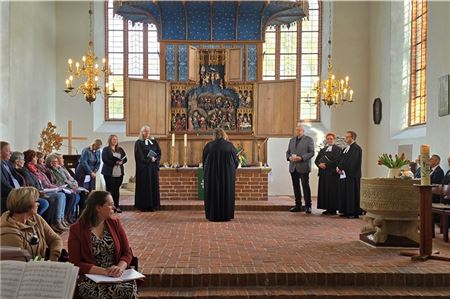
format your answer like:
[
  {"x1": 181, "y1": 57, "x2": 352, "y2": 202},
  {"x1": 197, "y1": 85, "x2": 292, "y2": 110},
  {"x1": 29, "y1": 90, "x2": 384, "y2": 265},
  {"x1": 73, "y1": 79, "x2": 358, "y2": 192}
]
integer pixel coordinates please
[
  {"x1": 2, "y1": 1, "x2": 57, "y2": 151},
  {"x1": 366, "y1": 1, "x2": 450, "y2": 178},
  {"x1": 0, "y1": 2, "x2": 11, "y2": 142}
]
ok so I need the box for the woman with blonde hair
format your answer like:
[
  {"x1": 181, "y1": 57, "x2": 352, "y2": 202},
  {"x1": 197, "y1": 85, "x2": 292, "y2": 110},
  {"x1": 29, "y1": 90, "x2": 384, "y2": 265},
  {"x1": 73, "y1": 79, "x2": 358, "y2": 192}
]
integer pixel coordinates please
[
  {"x1": 314, "y1": 132, "x2": 342, "y2": 215},
  {"x1": 134, "y1": 125, "x2": 161, "y2": 212},
  {"x1": 102, "y1": 135, "x2": 127, "y2": 213},
  {"x1": 0, "y1": 187, "x2": 62, "y2": 261},
  {"x1": 75, "y1": 139, "x2": 102, "y2": 191}
]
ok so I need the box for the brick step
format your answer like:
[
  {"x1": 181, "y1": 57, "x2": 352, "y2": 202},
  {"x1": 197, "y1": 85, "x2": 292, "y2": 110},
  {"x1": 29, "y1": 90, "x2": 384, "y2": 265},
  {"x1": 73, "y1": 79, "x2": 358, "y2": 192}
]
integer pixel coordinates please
[
  {"x1": 122, "y1": 203, "x2": 291, "y2": 211},
  {"x1": 138, "y1": 286, "x2": 450, "y2": 298},
  {"x1": 139, "y1": 272, "x2": 450, "y2": 289}
]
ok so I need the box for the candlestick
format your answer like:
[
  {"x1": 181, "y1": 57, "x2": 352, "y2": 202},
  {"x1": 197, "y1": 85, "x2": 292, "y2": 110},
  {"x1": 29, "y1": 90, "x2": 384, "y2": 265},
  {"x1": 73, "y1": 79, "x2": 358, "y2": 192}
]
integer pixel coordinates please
[
  {"x1": 184, "y1": 133, "x2": 187, "y2": 147},
  {"x1": 183, "y1": 146, "x2": 188, "y2": 168},
  {"x1": 420, "y1": 144, "x2": 430, "y2": 185},
  {"x1": 171, "y1": 133, "x2": 175, "y2": 147}
]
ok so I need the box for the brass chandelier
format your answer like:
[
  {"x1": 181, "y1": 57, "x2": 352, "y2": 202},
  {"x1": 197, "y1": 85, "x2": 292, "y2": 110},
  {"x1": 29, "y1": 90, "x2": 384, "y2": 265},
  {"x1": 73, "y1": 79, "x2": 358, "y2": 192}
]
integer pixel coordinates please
[
  {"x1": 64, "y1": 2, "x2": 116, "y2": 103},
  {"x1": 307, "y1": 3, "x2": 353, "y2": 106}
]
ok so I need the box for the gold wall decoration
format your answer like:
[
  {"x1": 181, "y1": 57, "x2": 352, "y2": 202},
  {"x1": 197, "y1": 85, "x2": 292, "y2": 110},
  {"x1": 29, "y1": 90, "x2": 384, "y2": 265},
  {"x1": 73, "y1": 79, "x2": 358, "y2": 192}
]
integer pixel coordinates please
[{"x1": 38, "y1": 122, "x2": 63, "y2": 155}]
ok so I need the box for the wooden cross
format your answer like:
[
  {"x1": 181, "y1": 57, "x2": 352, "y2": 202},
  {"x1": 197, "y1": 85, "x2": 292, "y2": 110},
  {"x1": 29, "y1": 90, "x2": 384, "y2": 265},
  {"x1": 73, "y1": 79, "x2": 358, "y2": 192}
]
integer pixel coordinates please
[{"x1": 60, "y1": 120, "x2": 88, "y2": 155}]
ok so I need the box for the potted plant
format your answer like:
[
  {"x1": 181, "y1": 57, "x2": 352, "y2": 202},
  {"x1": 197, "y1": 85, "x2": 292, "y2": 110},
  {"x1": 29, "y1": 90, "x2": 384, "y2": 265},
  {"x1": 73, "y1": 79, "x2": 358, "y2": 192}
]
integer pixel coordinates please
[{"x1": 377, "y1": 153, "x2": 409, "y2": 178}]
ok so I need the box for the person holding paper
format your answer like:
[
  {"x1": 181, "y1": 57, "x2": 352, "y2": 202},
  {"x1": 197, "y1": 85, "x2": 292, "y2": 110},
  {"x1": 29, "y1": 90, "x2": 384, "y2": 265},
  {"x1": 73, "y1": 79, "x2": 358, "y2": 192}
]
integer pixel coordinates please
[
  {"x1": 102, "y1": 134, "x2": 128, "y2": 213},
  {"x1": 286, "y1": 123, "x2": 315, "y2": 213},
  {"x1": 314, "y1": 133, "x2": 342, "y2": 215},
  {"x1": 75, "y1": 139, "x2": 102, "y2": 192},
  {"x1": 68, "y1": 190, "x2": 137, "y2": 298},
  {"x1": 46, "y1": 154, "x2": 81, "y2": 224},
  {"x1": 134, "y1": 125, "x2": 161, "y2": 212},
  {"x1": 23, "y1": 150, "x2": 68, "y2": 232},
  {"x1": 0, "y1": 187, "x2": 63, "y2": 261},
  {"x1": 336, "y1": 131, "x2": 363, "y2": 218},
  {"x1": 9, "y1": 151, "x2": 53, "y2": 219}
]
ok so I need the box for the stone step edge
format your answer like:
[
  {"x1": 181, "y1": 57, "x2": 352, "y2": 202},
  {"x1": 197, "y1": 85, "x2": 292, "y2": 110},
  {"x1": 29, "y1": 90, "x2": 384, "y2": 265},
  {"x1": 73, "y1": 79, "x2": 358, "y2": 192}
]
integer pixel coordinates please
[
  {"x1": 121, "y1": 205, "x2": 290, "y2": 211},
  {"x1": 139, "y1": 272, "x2": 450, "y2": 288},
  {"x1": 138, "y1": 286, "x2": 450, "y2": 298}
]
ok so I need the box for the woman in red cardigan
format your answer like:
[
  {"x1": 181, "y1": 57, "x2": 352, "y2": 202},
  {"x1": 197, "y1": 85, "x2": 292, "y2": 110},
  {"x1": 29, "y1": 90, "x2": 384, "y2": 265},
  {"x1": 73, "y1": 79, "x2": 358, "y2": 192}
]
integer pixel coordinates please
[{"x1": 68, "y1": 190, "x2": 137, "y2": 298}]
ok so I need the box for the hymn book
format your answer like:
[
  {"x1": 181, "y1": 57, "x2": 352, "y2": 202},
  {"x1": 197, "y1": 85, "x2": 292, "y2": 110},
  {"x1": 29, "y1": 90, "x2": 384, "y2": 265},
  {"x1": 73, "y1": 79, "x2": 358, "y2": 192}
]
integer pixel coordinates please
[
  {"x1": 85, "y1": 268, "x2": 145, "y2": 284},
  {"x1": 0, "y1": 260, "x2": 79, "y2": 299}
]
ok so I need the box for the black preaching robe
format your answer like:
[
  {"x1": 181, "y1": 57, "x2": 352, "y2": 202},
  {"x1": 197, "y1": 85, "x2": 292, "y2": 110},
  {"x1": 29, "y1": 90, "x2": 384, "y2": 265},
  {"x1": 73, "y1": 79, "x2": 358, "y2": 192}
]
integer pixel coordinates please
[
  {"x1": 337, "y1": 142, "x2": 362, "y2": 217},
  {"x1": 202, "y1": 138, "x2": 239, "y2": 221},
  {"x1": 314, "y1": 145, "x2": 342, "y2": 212},
  {"x1": 134, "y1": 139, "x2": 161, "y2": 211}
]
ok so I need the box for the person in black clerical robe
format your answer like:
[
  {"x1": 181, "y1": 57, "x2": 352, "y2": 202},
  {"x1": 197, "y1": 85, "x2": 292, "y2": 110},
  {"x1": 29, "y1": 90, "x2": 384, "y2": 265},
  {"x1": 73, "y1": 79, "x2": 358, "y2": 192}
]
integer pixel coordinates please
[
  {"x1": 202, "y1": 128, "x2": 239, "y2": 221},
  {"x1": 336, "y1": 130, "x2": 363, "y2": 218},
  {"x1": 134, "y1": 125, "x2": 161, "y2": 212},
  {"x1": 314, "y1": 132, "x2": 342, "y2": 215}
]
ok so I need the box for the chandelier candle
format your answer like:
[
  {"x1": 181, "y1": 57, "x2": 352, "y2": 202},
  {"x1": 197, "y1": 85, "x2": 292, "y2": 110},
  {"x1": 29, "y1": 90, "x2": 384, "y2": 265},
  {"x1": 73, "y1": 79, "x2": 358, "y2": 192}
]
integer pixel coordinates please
[
  {"x1": 420, "y1": 144, "x2": 430, "y2": 185},
  {"x1": 63, "y1": 4, "x2": 117, "y2": 103}
]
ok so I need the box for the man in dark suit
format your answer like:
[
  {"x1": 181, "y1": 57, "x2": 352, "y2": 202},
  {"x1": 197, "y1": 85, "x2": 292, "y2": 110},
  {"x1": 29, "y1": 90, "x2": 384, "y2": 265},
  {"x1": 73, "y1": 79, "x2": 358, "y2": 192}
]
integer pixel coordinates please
[
  {"x1": 430, "y1": 154, "x2": 444, "y2": 184},
  {"x1": 336, "y1": 131, "x2": 362, "y2": 218},
  {"x1": 286, "y1": 123, "x2": 315, "y2": 213},
  {"x1": 443, "y1": 155, "x2": 450, "y2": 185},
  {"x1": 430, "y1": 154, "x2": 444, "y2": 203},
  {"x1": 1, "y1": 141, "x2": 24, "y2": 213}
]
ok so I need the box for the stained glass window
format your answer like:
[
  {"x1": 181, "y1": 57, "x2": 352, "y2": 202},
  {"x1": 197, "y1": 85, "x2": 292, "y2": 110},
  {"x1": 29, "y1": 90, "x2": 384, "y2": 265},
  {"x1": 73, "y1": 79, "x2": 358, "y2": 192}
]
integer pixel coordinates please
[
  {"x1": 105, "y1": 0, "x2": 160, "y2": 120},
  {"x1": 408, "y1": 0, "x2": 427, "y2": 126},
  {"x1": 262, "y1": 0, "x2": 321, "y2": 121}
]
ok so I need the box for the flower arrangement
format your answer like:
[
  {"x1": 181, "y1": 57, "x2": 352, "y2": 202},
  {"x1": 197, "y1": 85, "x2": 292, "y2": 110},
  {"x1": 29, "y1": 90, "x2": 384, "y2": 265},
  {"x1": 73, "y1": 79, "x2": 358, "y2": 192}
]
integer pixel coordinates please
[
  {"x1": 377, "y1": 153, "x2": 409, "y2": 169},
  {"x1": 234, "y1": 144, "x2": 248, "y2": 166}
]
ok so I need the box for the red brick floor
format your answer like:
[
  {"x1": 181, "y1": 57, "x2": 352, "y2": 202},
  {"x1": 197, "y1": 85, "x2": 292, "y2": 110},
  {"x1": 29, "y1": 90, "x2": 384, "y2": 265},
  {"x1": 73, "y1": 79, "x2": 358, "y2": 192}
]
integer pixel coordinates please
[{"x1": 61, "y1": 196, "x2": 450, "y2": 297}]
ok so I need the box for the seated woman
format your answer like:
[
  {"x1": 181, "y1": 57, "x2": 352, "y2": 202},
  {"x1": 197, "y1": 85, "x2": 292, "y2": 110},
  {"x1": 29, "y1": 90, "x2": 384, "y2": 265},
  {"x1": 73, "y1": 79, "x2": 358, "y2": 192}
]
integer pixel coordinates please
[
  {"x1": 23, "y1": 150, "x2": 68, "y2": 233},
  {"x1": 9, "y1": 151, "x2": 49, "y2": 217},
  {"x1": 0, "y1": 187, "x2": 63, "y2": 261},
  {"x1": 46, "y1": 153, "x2": 80, "y2": 223},
  {"x1": 54, "y1": 153, "x2": 87, "y2": 215},
  {"x1": 68, "y1": 191, "x2": 137, "y2": 299}
]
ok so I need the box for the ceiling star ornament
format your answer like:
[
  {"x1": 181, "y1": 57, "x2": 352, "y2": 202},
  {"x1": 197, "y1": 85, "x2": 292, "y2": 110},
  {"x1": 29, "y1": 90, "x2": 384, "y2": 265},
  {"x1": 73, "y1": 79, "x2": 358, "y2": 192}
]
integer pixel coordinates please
[
  {"x1": 306, "y1": 2, "x2": 354, "y2": 107},
  {"x1": 64, "y1": 1, "x2": 116, "y2": 103}
]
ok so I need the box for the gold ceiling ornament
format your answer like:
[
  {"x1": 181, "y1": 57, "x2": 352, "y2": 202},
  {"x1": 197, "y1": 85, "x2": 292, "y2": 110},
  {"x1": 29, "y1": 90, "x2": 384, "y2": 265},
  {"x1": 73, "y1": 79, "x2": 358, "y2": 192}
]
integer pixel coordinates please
[
  {"x1": 64, "y1": 1, "x2": 116, "y2": 103},
  {"x1": 306, "y1": 2, "x2": 354, "y2": 107},
  {"x1": 38, "y1": 122, "x2": 63, "y2": 156}
]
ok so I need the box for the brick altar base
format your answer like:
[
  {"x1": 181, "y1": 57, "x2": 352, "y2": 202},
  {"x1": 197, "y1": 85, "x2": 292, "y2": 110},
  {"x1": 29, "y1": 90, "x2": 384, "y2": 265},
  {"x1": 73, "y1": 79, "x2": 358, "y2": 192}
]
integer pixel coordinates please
[{"x1": 154, "y1": 167, "x2": 271, "y2": 201}]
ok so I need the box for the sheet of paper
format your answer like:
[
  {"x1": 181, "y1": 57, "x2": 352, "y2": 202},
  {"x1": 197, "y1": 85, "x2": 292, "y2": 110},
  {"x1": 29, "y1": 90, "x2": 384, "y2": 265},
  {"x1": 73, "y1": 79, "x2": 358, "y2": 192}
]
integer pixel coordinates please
[
  {"x1": 17, "y1": 261, "x2": 78, "y2": 299},
  {"x1": 0, "y1": 260, "x2": 25, "y2": 298},
  {"x1": 85, "y1": 269, "x2": 145, "y2": 284},
  {"x1": 84, "y1": 175, "x2": 91, "y2": 183},
  {"x1": 340, "y1": 170, "x2": 347, "y2": 179}
]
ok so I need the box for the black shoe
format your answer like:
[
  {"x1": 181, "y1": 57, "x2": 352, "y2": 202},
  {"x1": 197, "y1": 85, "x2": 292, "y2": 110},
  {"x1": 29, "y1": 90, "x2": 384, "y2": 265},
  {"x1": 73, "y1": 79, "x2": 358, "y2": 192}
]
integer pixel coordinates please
[
  {"x1": 322, "y1": 210, "x2": 329, "y2": 215},
  {"x1": 328, "y1": 210, "x2": 337, "y2": 215},
  {"x1": 289, "y1": 206, "x2": 303, "y2": 212},
  {"x1": 305, "y1": 207, "x2": 312, "y2": 214},
  {"x1": 115, "y1": 207, "x2": 122, "y2": 213}
]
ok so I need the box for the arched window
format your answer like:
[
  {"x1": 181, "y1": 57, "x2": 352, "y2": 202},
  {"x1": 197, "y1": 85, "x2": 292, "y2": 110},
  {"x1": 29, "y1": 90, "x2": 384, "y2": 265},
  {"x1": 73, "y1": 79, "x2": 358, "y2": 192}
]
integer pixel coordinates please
[
  {"x1": 262, "y1": 0, "x2": 321, "y2": 121},
  {"x1": 104, "y1": 0, "x2": 160, "y2": 120},
  {"x1": 408, "y1": 0, "x2": 427, "y2": 126}
]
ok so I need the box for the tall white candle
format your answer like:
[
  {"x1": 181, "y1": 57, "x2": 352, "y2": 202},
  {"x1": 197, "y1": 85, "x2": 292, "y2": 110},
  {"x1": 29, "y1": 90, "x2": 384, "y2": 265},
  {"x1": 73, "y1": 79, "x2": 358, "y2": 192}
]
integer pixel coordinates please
[
  {"x1": 184, "y1": 134, "x2": 187, "y2": 147},
  {"x1": 420, "y1": 144, "x2": 430, "y2": 185},
  {"x1": 171, "y1": 133, "x2": 175, "y2": 147}
]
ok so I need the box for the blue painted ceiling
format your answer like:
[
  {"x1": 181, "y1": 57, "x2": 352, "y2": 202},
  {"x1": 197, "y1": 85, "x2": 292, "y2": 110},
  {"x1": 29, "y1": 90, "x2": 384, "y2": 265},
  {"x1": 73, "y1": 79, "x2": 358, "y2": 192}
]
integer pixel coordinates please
[{"x1": 113, "y1": 1, "x2": 308, "y2": 41}]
